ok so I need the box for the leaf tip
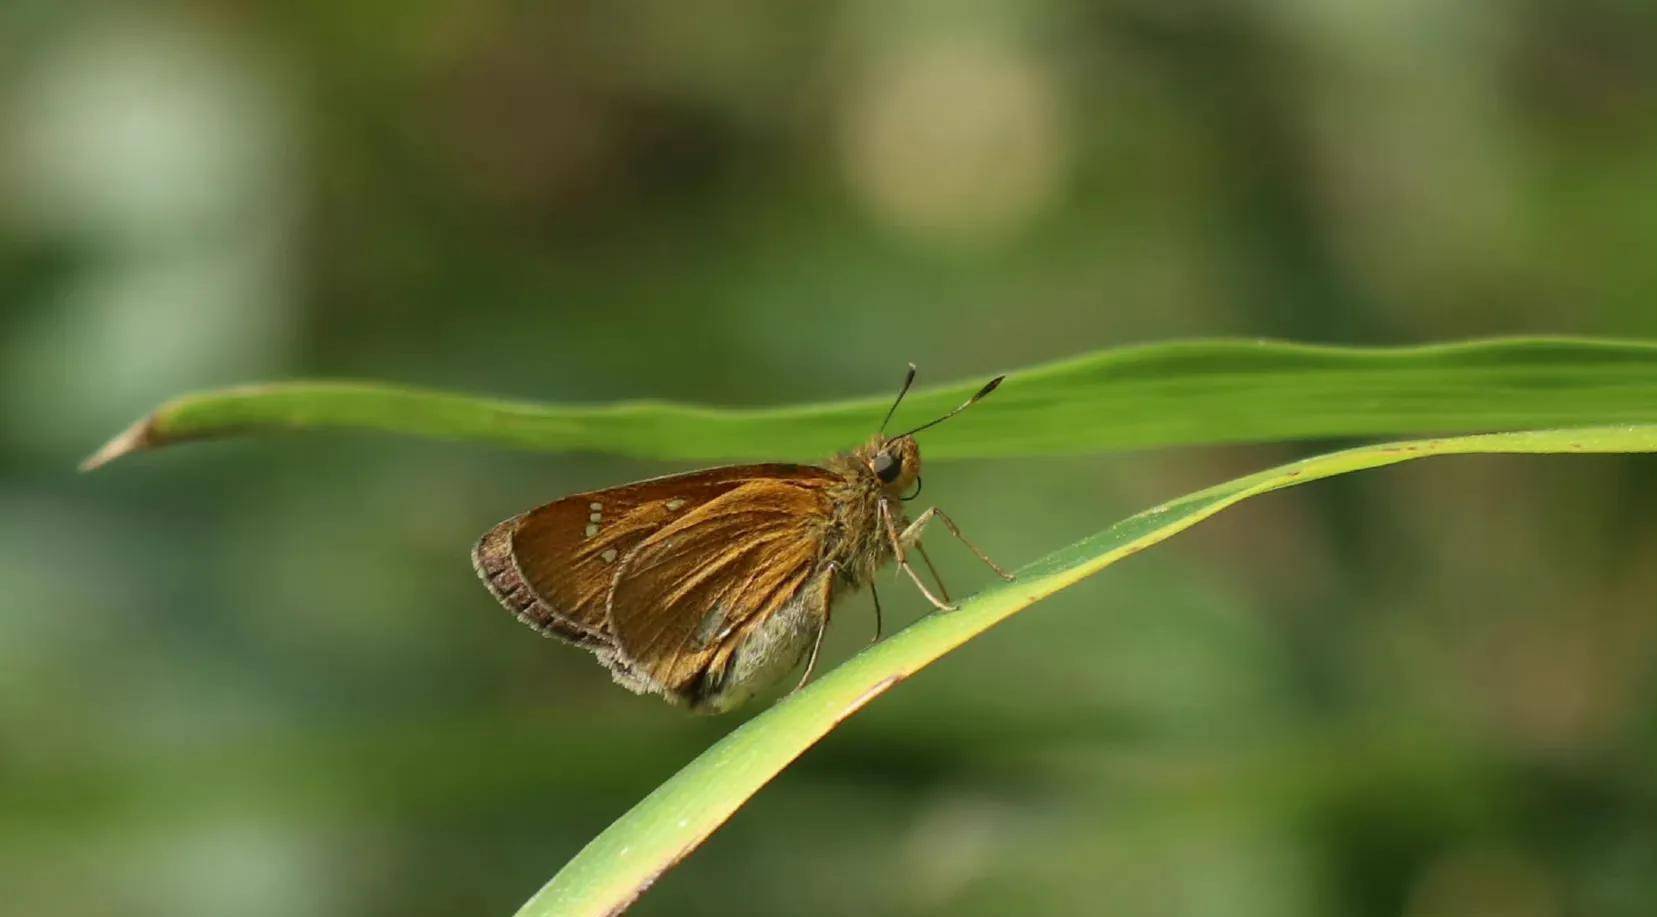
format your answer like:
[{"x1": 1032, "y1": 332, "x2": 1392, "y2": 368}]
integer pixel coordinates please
[{"x1": 80, "y1": 415, "x2": 158, "y2": 472}]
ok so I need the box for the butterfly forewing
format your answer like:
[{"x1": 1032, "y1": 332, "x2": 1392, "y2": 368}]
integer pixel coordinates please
[
  {"x1": 606, "y1": 480, "x2": 833, "y2": 696},
  {"x1": 472, "y1": 463, "x2": 840, "y2": 702}
]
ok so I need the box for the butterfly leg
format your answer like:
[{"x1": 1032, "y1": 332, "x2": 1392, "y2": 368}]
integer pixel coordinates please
[
  {"x1": 901, "y1": 507, "x2": 1015, "y2": 582},
  {"x1": 793, "y1": 565, "x2": 837, "y2": 693},
  {"x1": 881, "y1": 500, "x2": 957, "y2": 612},
  {"x1": 914, "y1": 543, "x2": 952, "y2": 604}
]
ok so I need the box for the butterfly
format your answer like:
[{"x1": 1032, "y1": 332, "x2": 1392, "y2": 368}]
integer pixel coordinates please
[{"x1": 471, "y1": 366, "x2": 1012, "y2": 713}]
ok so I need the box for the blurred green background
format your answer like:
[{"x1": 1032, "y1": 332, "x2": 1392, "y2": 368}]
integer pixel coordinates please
[{"x1": 5, "y1": 2, "x2": 1657, "y2": 915}]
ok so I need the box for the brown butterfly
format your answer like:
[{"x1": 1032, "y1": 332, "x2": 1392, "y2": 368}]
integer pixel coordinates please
[{"x1": 471, "y1": 367, "x2": 1012, "y2": 713}]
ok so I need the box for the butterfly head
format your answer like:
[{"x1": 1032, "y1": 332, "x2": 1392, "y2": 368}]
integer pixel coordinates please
[
  {"x1": 867, "y1": 365, "x2": 1004, "y2": 501},
  {"x1": 864, "y1": 434, "x2": 922, "y2": 498}
]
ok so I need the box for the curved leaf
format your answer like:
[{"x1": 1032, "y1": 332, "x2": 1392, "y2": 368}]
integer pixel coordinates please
[
  {"x1": 83, "y1": 337, "x2": 1657, "y2": 469},
  {"x1": 516, "y1": 424, "x2": 1657, "y2": 916}
]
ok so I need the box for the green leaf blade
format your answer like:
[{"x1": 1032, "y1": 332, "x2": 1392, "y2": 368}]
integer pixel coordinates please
[
  {"x1": 83, "y1": 337, "x2": 1657, "y2": 468},
  {"x1": 516, "y1": 423, "x2": 1657, "y2": 916}
]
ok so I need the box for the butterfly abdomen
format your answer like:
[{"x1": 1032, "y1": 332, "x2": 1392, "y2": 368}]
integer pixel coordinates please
[{"x1": 682, "y1": 569, "x2": 833, "y2": 713}]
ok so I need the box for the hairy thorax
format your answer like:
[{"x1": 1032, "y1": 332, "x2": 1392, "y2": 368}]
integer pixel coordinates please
[{"x1": 820, "y1": 438, "x2": 913, "y2": 589}]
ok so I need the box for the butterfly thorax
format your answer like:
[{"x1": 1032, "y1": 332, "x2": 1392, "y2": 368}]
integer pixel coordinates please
[{"x1": 820, "y1": 434, "x2": 920, "y2": 589}]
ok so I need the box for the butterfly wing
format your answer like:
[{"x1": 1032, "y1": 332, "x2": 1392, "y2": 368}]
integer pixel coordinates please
[
  {"x1": 471, "y1": 465, "x2": 837, "y2": 686},
  {"x1": 604, "y1": 478, "x2": 836, "y2": 705}
]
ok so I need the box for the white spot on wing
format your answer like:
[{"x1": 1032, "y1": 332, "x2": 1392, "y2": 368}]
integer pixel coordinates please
[
  {"x1": 585, "y1": 523, "x2": 599, "y2": 538},
  {"x1": 601, "y1": 548, "x2": 618, "y2": 563},
  {"x1": 665, "y1": 499, "x2": 686, "y2": 511},
  {"x1": 589, "y1": 502, "x2": 602, "y2": 511},
  {"x1": 589, "y1": 512, "x2": 602, "y2": 523}
]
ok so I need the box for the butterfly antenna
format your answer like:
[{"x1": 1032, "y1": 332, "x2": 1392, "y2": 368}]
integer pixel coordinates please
[
  {"x1": 896, "y1": 374, "x2": 1004, "y2": 439},
  {"x1": 879, "y1": 363, "x2": 918, "y2": 434}
]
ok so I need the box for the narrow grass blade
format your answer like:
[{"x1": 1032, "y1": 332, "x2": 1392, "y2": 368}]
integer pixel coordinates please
[
  {"x1": 84, "y1": 337, "x2": 1657, "y2": 469},
  {"x1": 517, "y1": 424, "x2": 1657, "y2": 916}
]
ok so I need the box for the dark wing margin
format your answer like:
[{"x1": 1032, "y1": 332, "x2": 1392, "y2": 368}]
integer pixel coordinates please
[{"x1": 473, "y1": 519, "x2": 611, "y2": 648}]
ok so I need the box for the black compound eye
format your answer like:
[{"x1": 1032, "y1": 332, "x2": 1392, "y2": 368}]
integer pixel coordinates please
[{"x1": 872, "y1": 451, "x2": 901, "y2": 483}]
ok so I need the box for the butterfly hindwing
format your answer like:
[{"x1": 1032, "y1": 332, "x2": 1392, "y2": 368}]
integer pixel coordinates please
[{"x1": 606, "y1": 479, "x2": 835, "y2": 702}]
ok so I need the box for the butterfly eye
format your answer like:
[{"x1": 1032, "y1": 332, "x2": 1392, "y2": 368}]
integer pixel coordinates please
[{"x1": 872, "y1": 451, "x2": 902, "y2": 484}]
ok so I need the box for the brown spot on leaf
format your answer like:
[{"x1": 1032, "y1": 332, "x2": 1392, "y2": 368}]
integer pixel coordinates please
[{"x1": 838, "y1": 675, "x2": 903, "y2": 725}]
